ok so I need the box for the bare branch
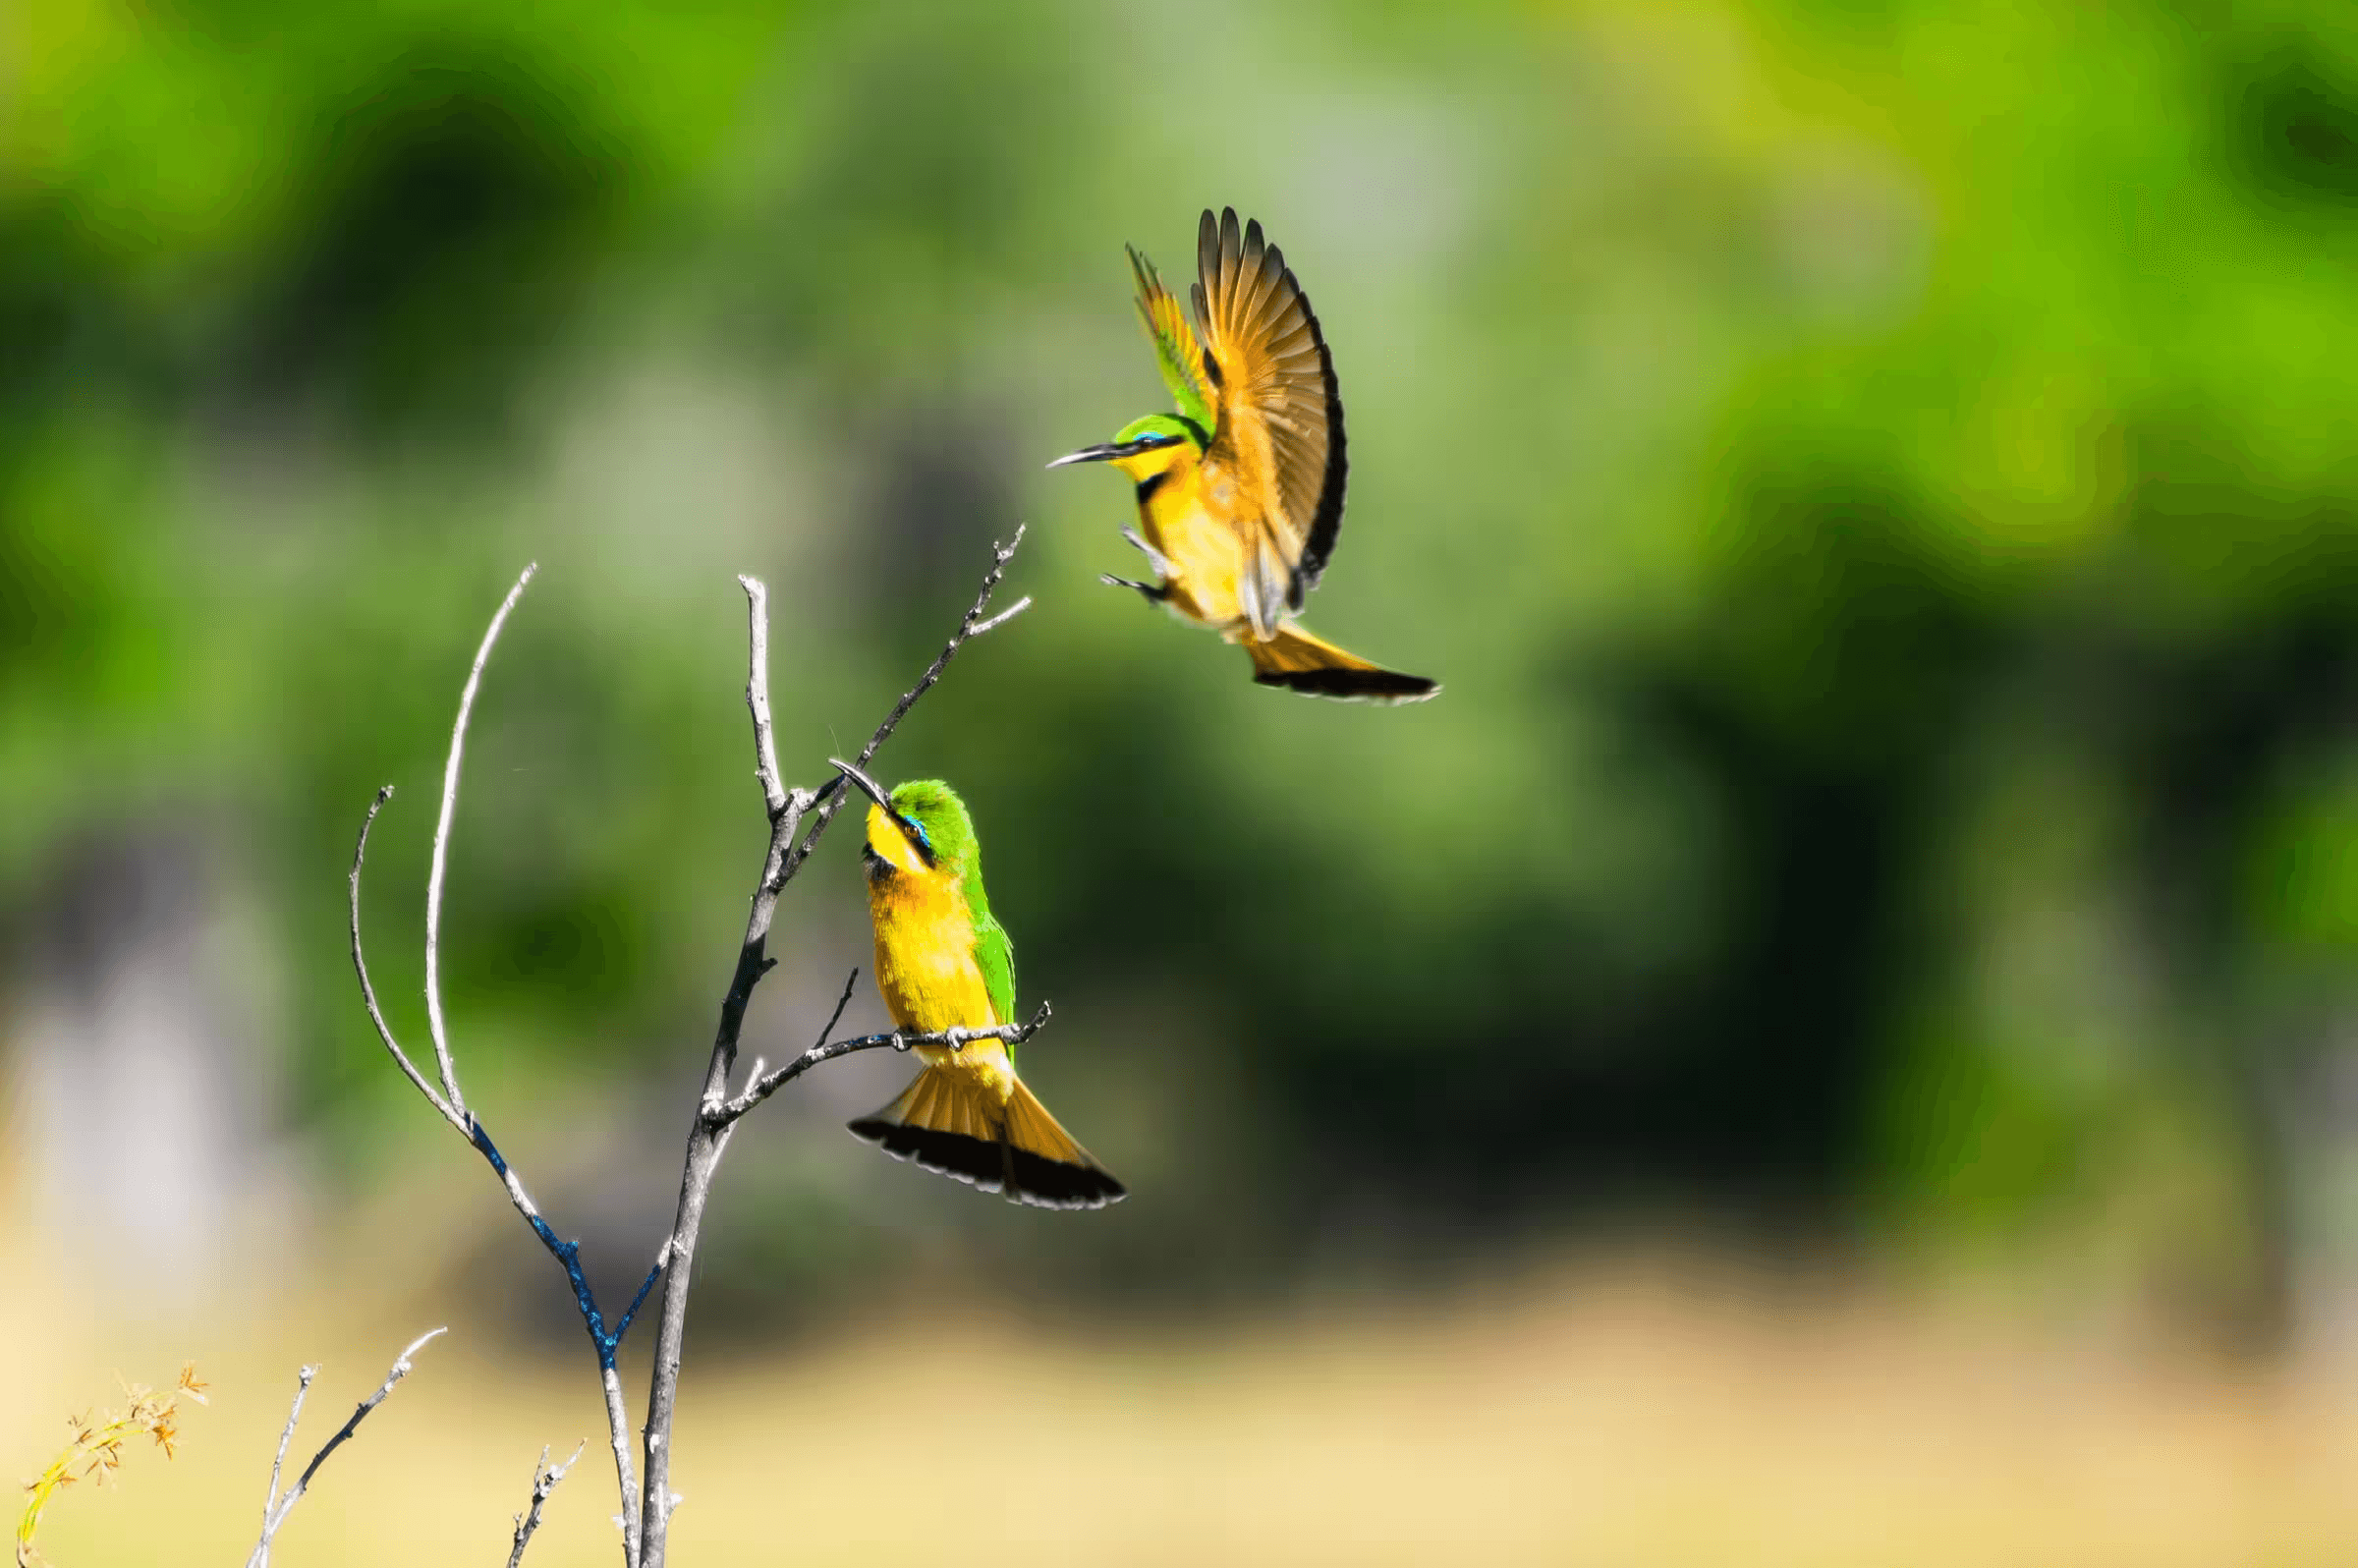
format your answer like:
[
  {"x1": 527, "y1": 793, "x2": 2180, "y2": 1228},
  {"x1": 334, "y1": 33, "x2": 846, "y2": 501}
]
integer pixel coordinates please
[
  {"x1": 259, "y1": 1365, "x2": 317, "y2": 1528},
  {"x1": 712, "y1": 998, "x2": 1053, "y2": 1126},
  {"x1": 966, "y1": 593, "x2": 1033, "y2": 639},
  {"x1": 426, "y1": 561, "x2": 537, "y2": 1118},
  {"x1": 636, "y1": 527, "x2": 1030, "y2": 1567},
  {"x1": 349, "y1": 788, "x2": 465, "y2": 1137},
  {"x1": 245, "y1": 1328, "x2": 445, "y2": 1568},
  {"x1": 614, "y1": 1239, "x2": 671, "y2": 1344},
  {"x1": 507, "y1": 1440, "x2": 588, "y2": 1568},
  {"x1": 778, "y1": 525, "x2": 1030, "y2": 887},
  {"x1": 349, "y1": 533, "x2": 1034, "y2": 1568},
  {"x1": 348, "y1": 568, "x2": 643, "y2": 1565},
  {"x1": 736, "y1": 575, "x2": 794, "y2": 822}
]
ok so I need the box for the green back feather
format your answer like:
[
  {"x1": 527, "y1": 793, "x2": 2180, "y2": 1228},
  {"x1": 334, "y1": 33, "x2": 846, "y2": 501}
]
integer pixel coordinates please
[{"x1": 888, "y1": 779, "x2": 1019, "y2": 1047}]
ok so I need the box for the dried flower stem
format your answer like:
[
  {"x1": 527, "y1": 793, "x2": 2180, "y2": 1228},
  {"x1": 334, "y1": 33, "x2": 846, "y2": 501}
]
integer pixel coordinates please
[{"x1": 16, "y1": 1366, "x2": 207, "y2": 1568}]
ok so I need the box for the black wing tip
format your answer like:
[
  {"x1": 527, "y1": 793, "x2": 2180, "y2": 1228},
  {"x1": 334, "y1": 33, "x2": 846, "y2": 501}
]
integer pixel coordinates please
[
  {"x1": 847, "y1": 1119, "x2": 1129, "y2": 1210},
  {"x1": 1289, "y1": 272, "x2": 1348, "y2": 601},
  {"x1": 1253, "y1": 666, "x2": 1439, "y2": 704}
]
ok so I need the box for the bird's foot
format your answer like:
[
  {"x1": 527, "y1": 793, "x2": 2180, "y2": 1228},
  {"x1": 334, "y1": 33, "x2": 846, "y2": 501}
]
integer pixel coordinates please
[
  {"x1": 940, "y1": 1026, "x2": 970, "y2": 1052},
  {"x1": 1099, "y1": 573, "x2": 1169, "y2": 606}
]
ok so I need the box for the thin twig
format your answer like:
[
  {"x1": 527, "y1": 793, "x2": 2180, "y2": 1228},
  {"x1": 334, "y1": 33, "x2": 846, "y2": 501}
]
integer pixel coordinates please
[
  {"x1": 712, "y1": 999, "x2": 1054, "y2": 1126},
  {"x1": 736, "y1": 575, "x2": 794, "y2": 822},
  {"x1": 427, "y1": 562, "x2": 537, "y2": 1117},
  {"x1": 776, "y1": 525, "x2": 1031, "y2": 888},
  {"x1": 350, "y1": 789, "x2": 465, "y2": 1137},
  {"x1": 636, "y1": 528, "x2": 1030, "y2": 1567},
  {"x1": 245, "y1": 1328, "x2": 445, "y2": 1568},
  {"x1": 347, "y1": 567, "x2": 644, "y2": 1566},
  {"x1": 614, "y1": 1239, "x2": 672, "y2": 1344},
  {"x1": 967, "y1": 593, "x2": 1033, "y2": 639},
  {"x1": 507, "y1": 1441, "x2": 588, "y2": 1568},
  {"x1": 259, "y1": 1365, "x2": 317, "y2": 1526}
]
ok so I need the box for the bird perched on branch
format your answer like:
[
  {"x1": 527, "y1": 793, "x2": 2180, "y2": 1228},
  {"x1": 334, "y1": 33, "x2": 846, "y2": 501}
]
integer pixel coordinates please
[
  {"x1": 1050, "y1": 206, "x2": 1438, "y2": 703},
  {"x1": 829, "y1": 760, "x2": 1124, "y2": 1209}
]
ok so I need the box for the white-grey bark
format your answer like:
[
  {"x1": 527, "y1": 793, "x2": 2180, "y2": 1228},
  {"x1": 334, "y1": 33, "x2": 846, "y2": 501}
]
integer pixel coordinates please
[{"x1": 244, "y1": 1327, "x2": 444, "y2": 1568}]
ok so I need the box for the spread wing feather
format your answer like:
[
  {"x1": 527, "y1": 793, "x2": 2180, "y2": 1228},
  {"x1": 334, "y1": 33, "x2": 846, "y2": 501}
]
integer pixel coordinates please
[
  {"x1": 1129, "y1": 246, "x2": 1215, "y2": 436},
  {"x1": 1190, "y1": 207, "x2": 1348, "y2": 627}
]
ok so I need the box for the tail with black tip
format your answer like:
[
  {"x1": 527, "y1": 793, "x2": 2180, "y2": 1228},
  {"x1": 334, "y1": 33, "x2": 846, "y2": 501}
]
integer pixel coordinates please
[
  {"x1": 1245, "y1": 624, "x2": 1439, "y2": 704},
  {"x1": 848, "y1": 1067, "x2": 1126, "y2": 1210}
]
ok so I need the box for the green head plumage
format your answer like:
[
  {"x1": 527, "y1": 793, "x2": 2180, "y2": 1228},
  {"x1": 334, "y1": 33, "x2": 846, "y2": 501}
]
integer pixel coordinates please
[
  {"x1": 1046, "y1": 411, "x2": 1207, "y2": 470},
  {"x1": 1117, "y1": 412, "x2": 1202, "y2": 448},
  {"x1": 831, "y1": 759, "x2": 1016, "y2": 1030},
  {"x1": 882, "y1": 778, "x2": 980, "y2": 873}
]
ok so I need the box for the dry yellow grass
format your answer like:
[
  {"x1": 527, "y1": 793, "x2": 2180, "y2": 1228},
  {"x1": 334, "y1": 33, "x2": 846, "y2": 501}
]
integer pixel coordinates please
[{"x1": 7, "y1": 1253, "x2": 2355, "y2": 1567}]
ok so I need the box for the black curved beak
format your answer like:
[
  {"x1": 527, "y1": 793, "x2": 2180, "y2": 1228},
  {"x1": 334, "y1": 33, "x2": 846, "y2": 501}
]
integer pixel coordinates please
[
  {"x1": 1044, "y1": 433, "x2": 1184, "y2": 469},
  {"x1": 828, "y1": 757, "x2": 929, "y2": 864}
]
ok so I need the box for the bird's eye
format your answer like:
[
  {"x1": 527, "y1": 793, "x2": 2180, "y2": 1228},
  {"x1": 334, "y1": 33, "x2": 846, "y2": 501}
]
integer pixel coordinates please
[{"x1": 904, "y1": 818, "x2": 932, "y2": 854}]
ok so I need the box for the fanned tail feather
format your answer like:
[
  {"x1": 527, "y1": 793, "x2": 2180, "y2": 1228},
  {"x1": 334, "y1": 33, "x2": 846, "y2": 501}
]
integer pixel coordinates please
[
  {"x1": 848, "y1": 1067, "x2": 1126, "y2": 1210},
  {"x1": 1244, "y1": 624, "x2": 1439, "y2": 704}
]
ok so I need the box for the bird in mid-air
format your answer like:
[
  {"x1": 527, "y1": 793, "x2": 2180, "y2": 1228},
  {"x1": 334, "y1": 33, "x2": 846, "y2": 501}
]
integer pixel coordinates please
[
  {"x1": 1049, "y1": 206, "x2": 1438, "y2": 703},
  {"x1": 829, "y1": 760, "x2": 1125, "y2": 1209}
]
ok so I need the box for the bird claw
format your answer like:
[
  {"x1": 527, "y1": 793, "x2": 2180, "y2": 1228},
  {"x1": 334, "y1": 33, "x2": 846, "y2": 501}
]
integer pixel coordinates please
[
  {"x1": 1099, "y1": 573, "x2": 1169, "y2": 605},
  {"x1": 940, "y1": 1026, "x2": 969, "y2": 1052}
]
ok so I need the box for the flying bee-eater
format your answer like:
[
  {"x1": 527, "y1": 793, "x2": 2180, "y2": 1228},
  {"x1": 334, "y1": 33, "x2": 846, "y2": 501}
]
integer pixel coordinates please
[
  {"x1": 1049, "y1": 206, "x2": 1438, "y2": 703},
  {"x1": 829, "y1": 759, "x2": 1125, "y2": 1210}
]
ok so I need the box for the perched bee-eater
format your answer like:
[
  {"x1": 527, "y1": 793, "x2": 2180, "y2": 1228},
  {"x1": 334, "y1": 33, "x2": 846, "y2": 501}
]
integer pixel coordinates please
[
  {"x1": 829, "y1": 760, "x2": 1124, "y2": 1210},
  {"x1": 1050, "y1": 206, "x2": 1438, "y2": 703}
]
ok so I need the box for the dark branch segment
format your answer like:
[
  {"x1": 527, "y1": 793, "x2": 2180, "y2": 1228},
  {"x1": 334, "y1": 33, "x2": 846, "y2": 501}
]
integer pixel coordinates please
[
  {"x1": 245, "y1": 1329, "x2": 443, "y2": 1568},
  {"x1": 346, "y1": 567, "x2": 646, "y2": 1565}
]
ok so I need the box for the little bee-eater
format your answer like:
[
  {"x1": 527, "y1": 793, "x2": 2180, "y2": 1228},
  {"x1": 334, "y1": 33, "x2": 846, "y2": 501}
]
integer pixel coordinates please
[
  {"x1": 1050, "y1": 206, "x2": 1439, "y2": 703},
  {"x1": 829, "y1": 760, "x2": 1125, "y2": 1209}
]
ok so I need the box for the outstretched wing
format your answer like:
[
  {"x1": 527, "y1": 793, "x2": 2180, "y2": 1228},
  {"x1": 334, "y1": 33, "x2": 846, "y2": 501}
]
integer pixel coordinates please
[
  {"x1": 1130, "y1": 245, "x2": 1214, "y2": 436},
  {"x1": 1191, "y1": 207, "x2": 1348, "y2": 632}
]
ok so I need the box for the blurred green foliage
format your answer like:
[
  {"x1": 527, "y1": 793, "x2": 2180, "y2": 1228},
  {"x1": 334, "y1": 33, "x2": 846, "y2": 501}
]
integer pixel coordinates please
[{"x1": 7, "y1": 0, "x2": 2358, "y2": 1351}]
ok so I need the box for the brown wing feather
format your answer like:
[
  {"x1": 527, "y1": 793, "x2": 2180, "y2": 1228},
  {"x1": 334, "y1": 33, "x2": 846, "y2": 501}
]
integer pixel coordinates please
[{"x1": 1191, "y1": 208, "x2": 1348, "y2": 623}]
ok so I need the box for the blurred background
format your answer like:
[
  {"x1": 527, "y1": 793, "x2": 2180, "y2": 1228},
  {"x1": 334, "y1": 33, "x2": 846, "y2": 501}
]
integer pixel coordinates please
[{"x1": 8, "y1": 0, "x2": 2358, "y2": 1561}]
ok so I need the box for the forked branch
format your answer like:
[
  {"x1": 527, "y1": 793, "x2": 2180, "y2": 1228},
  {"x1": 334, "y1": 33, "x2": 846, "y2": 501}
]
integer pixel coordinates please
[
  {"x1": 507, "y1": 1441, "x2": 587, "y2": 1568},
  {"x1": 709, "y1": 979, "x2": 1052, "y2": 1126},
  {"x1": 348, "y1": 566, "x2": 655, "y2": 1560},
  {"x1": 635, "y1": 528, "x2": 1036, "y2": 1567},
  {"x1": 346, "y1": 528, "x2": 1041, "y2": 1568},
  {"x1": 245, "y1": 1328, "x2": 444, "y2": 1568}
]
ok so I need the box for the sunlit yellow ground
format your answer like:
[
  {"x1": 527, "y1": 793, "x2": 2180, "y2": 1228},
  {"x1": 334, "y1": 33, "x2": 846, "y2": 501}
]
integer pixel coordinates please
[{"x1": 12, "y1": 1238, "x2": 2358, "y2": 1568}]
